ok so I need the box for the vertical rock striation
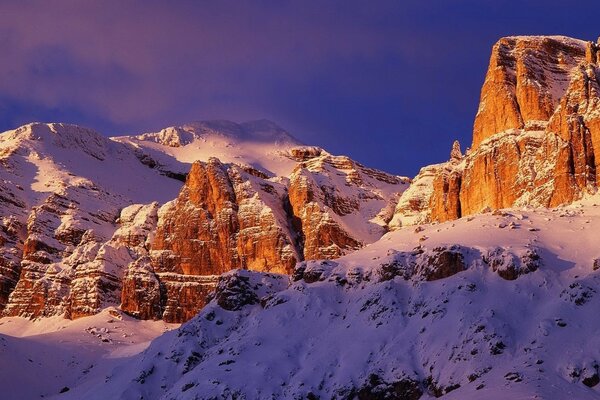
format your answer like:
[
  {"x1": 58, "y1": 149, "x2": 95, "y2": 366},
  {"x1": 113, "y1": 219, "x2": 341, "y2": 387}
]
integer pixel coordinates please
[{"x1": 393, "y1": 35, "x2": 600, "y2": 225}]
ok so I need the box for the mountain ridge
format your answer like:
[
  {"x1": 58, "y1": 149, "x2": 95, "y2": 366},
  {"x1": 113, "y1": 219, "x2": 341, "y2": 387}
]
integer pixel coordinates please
[
  {"x1": 0, "y1": 119, "x2": 408, "y2": 321},
  {"x1": 2, "y1": 33, "x2": 600, "y2": 399}
]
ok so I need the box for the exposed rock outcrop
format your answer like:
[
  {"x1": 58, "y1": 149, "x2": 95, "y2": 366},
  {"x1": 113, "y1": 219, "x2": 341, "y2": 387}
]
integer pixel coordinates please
[
  {"x1": 4, "y1": 202, "x2": 158, "y2": 319},
  {"x1": 472, "y1": 36, "x2": 585, "y2": 149},
  {"x1": 151, "y1": 158, "x2": 300, "y2": 276},
  {"x1": 394, "y1": 35, "x2": 600, "y2": 225},
  {"x1": 123, "y1": 154, "x2": 407, "y2": 321},
  {"x1": 118, "y1": 158, "x2": 301, "y2": 321},
  {"x1": 289, "y1": 152, "x2": 408, "y2": 259},
  {"x1": 429, "y1": 141, "x2": 464, "y2": 222},
  {"x1": 389, "y1": 164, "x2": 442, "y2": 228}
]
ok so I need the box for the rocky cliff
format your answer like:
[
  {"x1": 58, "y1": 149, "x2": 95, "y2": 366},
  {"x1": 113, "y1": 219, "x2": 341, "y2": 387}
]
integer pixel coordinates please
[
  {"x1": 288, "y1": 149, "x2": 408, "y2": 259},
  {"x1": 0, "y1": 123, "x2": 183, "y2": 318},
  {"x1": 393, "y1": 35, "x2": 600, "y2": 227},
  {"x1": 122, "y1": 150, "x2": 407, "y2": 322}
]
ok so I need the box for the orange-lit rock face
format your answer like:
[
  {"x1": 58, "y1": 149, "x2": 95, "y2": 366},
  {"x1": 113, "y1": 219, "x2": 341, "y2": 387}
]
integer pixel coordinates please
[
  {"x1": 151, "y1": 158, "x2": 300, "y2": 277},
  {"x1": 389, "y1": 164, "x2": 442, "y2": 229},
  {"x1": 472, "y1": 36, "x2": 585, "y2": 149},
  {"x1": 393, "y1": 36, "x2": 600, "y2": 225},
  {"x1": 429, "y1": 142, "x2": 463, "y2": 222},
  {"x1": 288, "y1": 154, "x2": 407, "y2": 260},
  {"x1": 135, "y1": 158, "x2": 302, "y2": 321},
  {"x1": 288, "y1": 170, "x2": 361, "y2": 260},
  {"x1": 130, "y1": 154, "x2": 406, "y2": 322},
  {"x1": 4, "y1": 202, "x2": 158, "y2": 319},
  {"x1": 429, "y1": 167, "x2": 462, "y2": 223},
  {"x1": 459, "y1": 131, "x2": 543, "y2": 216},
  {"x1": 542, "y1": 63, "x2": 600, "y2": 206},
  {"x1": 153, "y1": 154, "x2": 406, "y2": 277}
]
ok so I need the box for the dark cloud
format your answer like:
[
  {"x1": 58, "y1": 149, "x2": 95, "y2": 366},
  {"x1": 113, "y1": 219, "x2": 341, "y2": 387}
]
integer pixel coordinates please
[{"x1": 0, "y1": 1, "x2": 599, "y2": 175}]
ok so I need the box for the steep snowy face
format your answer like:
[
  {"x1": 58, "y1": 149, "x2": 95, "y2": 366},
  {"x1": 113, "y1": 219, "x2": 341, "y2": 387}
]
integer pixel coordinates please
[
  {"x1": 393, "y1": 35, "x2": 600, "y2": 226},
  {"x1": 64, "y1": 201, "x2": 600, "y2": 400},
  {"x1": 113, "y1": 119, "x2": 303, "y2": 178}
]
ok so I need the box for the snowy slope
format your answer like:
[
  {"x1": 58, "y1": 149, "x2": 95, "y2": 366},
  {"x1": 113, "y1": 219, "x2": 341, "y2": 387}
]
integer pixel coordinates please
[
  {"x1": 113, "y1": 119, "x2": 304, "y2": 178},
  {"x1": 0, "y1": 307, "x2": 176, "y2": 400},
  {"x1": 42, "y1": 197, "x2": 600, "y2": 399},
  {"x1": 0, "y1": 122, "x2": 184, "y2": 259},
  {"x1": 0, "y1": 122, "x2": 184, "y2": 205}
]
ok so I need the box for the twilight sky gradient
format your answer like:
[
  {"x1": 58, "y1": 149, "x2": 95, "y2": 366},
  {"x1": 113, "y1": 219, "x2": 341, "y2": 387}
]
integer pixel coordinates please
[{"x1": 1, "y1": 1, "x2": 599, "y2": 175}]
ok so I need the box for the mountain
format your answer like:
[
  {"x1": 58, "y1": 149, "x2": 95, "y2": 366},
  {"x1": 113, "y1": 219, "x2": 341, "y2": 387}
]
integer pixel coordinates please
[
  {"x1": 122, "y1": 147, "x2": 407, "y2": 322},
  {"x1": 2, "y1": 34, "x2": 600, "y2": 399},
  {"x1": 0, "y1": 120, "x2": 408, "y2": 322},
  {"x1": 112, "y1": 119, "x2": 304, "y2": 178}
]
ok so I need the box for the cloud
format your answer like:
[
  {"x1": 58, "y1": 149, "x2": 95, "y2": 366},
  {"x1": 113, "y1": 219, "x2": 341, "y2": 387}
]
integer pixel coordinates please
[{"x1": 0, "y1": 1, "x2": 418, "y2": 127}]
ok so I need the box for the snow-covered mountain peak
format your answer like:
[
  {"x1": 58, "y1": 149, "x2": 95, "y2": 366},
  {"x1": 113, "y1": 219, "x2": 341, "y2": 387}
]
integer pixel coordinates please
[
  {"x1": 124, "y1": 119, "x2": 301, "y2": 148},
  {"x1": 114, "y1": 119, "x2": 304, "y2": 177},
  {"x1": 1, "y1": 122, "x2": 111, "y2": 161}
]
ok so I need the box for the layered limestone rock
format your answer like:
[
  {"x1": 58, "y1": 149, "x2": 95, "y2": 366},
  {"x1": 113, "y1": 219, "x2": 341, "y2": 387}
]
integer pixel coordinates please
[
  {"x1": 472, "y1": 36, "x2": 585, "y2": 149},
  {"x1": 67, "y1": 203, "x2": 160, "y2": 319},
  {"x1": 122, "y1": 158, "x2": 301, "y2": 321},
  {"x1": 121, "y1": 152, "x2": 408, "y2": 322},
  {"x1": 390, "y1": 141, "x2": 464, "y2": 227},
  {"x1": 389, "y1": 164, "x2": 442, "y2": 228},
  {"x1": 3, "y1": 188, "x2": 120, "y2": 318},
  {"x1": 429, "y1": 141, "x2": 464, "y2": 222},
  {"x1": 541, "y1": 62, "x2": 600, "y2": 206},
  {"x1": 3, "y1": 202, "x2": 158, "y2": 319},
  {"x1": 151, "y1": 158, "x2": 301, "y2": 275},
  {"x1": 0, "y1": 180, "x2": 27, "y2": 310},
  {"x1": 288, "y1": 151, "x2": 408, "y2": 259},
  {"x1": 394, "y1": 35, "x2": 600, "y2": 225}
]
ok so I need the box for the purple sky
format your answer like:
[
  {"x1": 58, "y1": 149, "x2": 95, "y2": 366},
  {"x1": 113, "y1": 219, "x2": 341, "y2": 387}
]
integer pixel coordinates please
[{"x1": 1, "y1": 1, "x2": 599, "y2": 175}]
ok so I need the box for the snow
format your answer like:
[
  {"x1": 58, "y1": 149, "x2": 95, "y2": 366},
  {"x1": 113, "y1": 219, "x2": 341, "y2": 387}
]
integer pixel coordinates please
[
  {"x1": 0, "y1": 308, "x2": 176, "y2": 400},
  {"x1": 389, "y1": 163, "x2": 442, "y2": 228},
  {"x1": 0, "y1": 123, "x2": 184, "y2": 205},
  {"x1": 19, "y1": 197, "x2": 600, "y2": 399},
  {"x1": 291, "y1": 153, "x2": 409, "y2": 245},
  {"x1": 113, "y1": 119, "x2": 304, "y2": 178}
]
